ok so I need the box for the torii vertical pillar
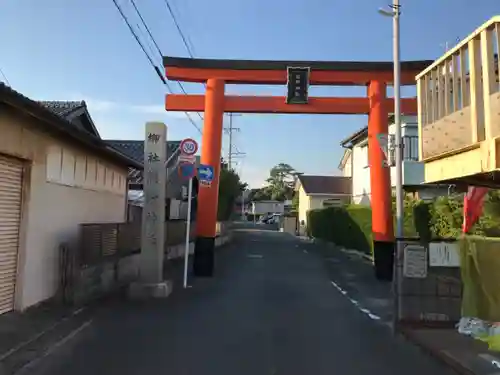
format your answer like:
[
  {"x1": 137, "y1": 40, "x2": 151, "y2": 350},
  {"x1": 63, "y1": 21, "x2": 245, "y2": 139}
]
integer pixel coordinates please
[
  {"x1": 193, "y1": 78, "x2": 225, "y2": 277},
  {"x1": 368, "y1": 80, "x2": 394, "y2": 280}
]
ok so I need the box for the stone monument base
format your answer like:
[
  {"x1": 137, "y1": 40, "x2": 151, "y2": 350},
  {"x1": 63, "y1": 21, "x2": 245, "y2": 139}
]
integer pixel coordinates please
[{"x1": 128, "y1": 280, "x2": 173, "y2": 300}]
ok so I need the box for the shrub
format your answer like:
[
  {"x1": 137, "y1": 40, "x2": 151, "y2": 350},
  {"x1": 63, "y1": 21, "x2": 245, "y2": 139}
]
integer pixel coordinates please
[
  {"x1": 308, "y1": 205, "x2": 372, "y2": 255},
  {"x1": 413, "y1": 200, "x2": 434, "y2": 242},
  {"x1": 308, "y1": 190, "x2": 500, "y2": 257}
]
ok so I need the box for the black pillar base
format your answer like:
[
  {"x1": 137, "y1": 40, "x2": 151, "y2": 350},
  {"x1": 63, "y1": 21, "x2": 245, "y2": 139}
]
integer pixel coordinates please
[
  {"x1": 373, "y1": 240, "x2": 394, "y2": 282},
  {"x1": 193, "y1": 236, "x2": 215, "y2": 277}
]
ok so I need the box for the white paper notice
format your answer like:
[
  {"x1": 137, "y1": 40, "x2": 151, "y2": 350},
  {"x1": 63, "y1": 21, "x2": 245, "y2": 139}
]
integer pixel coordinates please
[
  {"x1": 403, "y1": 245, "x2": 428, "y2": 278},
  {"x1": 429, "y1": 242, "x2": 460, "y2": 267}
]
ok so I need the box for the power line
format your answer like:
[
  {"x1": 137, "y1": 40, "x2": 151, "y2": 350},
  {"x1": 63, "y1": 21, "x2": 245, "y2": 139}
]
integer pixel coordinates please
[
  {"x1": 129, "y1": 0, "x2": 163, "y2": 59},
  {"x1": 129, "y1": 0, "x2": 203, "y2": 130},
  {"x1": 158, "y1": 2, "x2": 246, "y2": 160},
  {"x1": 0, "y1": 67, "x2": 10, "y2": 86},
  {"x1": 111, "y1": 0, "x2": 166, "y2": 85},
  {"x1": 161, "y1": 0, "x2": 195, "y2": 57},
  {"x1": 112, "y1": 0, "x2": 202, "y2": 134},
  {"x1": 159, "y1": 0, "x2": 204, "y2": 122},
  {"x1": 131, "y1": 0, "x2": 203, "y2": 122},
  {"x1": 136, "y1": 23, "x2": 158, "y2": 60}
]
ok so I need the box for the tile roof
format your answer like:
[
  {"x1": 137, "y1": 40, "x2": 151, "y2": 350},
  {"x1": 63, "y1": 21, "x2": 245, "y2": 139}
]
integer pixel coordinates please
[
  {"x1": 298, "y1": 175, "x2": 351, "y2": 195},
  {"x1": 0, "y1": 83, "x2": 141, "y2": 169},
  {"x1": 105, "y1": 140, "x2": 181, "y2": 185},
  {"x1": 38, "y1": 101, "x2": 86, "y2": 118},
  {"x1": 38, "y1": 100, "x2": 100, "y2": 136},
  {"x1": 105, "y1": 140, "x2": 181, "y2": 164},
  {"x1": 340, "y1": 126, "x2": 368, "y2": 148}
]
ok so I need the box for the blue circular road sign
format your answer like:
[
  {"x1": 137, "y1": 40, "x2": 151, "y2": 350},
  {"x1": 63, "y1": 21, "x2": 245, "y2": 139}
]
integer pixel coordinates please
[{"x1": 178, "y1": 162, "x2": 196, "y2": 180}]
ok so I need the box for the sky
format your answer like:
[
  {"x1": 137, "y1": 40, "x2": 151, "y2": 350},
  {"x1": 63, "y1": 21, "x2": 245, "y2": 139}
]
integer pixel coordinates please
[{"x1": 0, "y1": 0, "x2": 498, "y2": 187}]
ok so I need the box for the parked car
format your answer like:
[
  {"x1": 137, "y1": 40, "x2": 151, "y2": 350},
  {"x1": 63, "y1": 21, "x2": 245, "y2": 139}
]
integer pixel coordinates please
[
  {"x1": 257, "y1": 213, "x2": 282, "y2": 225},
  {"x1": 257, "y1": 215, "x2": 271, "y2": 224}
]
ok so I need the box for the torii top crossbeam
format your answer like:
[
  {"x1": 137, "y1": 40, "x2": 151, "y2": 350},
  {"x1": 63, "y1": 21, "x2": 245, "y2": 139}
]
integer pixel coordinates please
[
  {"x1": 163, "y1": 57, "x2": 433, "y2": 115},
  {"x1": 163, "y1": 56, "x2": 432, "y2": 85}
]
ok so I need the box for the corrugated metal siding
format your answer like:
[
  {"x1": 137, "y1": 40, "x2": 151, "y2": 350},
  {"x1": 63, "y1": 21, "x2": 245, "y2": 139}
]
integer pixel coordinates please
[{"x1": 0, "y1": 155, "x2": 23, "y2": 314}]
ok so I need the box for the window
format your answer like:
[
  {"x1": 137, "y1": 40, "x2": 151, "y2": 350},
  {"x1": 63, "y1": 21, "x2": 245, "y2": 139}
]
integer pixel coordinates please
[
  {"x1": 323, "y1": 199, "x2": 342, "y2": 208},
  {"x1": 404, "y1": 136, "x2": 419, "y2": 161},
  {"x1": 388, "y1": 135, "x2": 419, "y2": 165}
]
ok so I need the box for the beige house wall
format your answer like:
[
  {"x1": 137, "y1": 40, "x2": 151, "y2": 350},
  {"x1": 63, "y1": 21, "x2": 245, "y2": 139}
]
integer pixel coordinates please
[
  {"x1": 0, "y1": 108, "x2": 128, "y2": 310},
  {"x1": 298, "y1": 187, "x2": 351, "y2": 227},
  {"x1": 298, "y1": 185, "x2": 310, "y2": 225}
]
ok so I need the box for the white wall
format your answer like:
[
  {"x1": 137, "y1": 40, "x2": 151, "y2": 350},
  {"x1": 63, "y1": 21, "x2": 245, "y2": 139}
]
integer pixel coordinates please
[
  {"x1": 252, "y1": 201, "x2": 284, "y2": 216},
  {"x1": 350, "y1": 116, "x2": 426, "y2": 205},
  {"x1": 0, "y1": 109, "x2": 128, "y2": 310},
  {"x1": 298, "y1": 184, "x2": 351, "y2": 226},
  {"x1": 351, "y1": 139, "x2": 371, "y2": 205},
  {"x1": 298, "y1": 186, "x2": 310, "y2": 225},
  {"x1": 309, "y1": 195, "x2": 349, "y2": 210},
  {"x1": 342, "y1": 155, "x2": 352, "y2": 177},
  {"x1": 388, "y1": 119, "x2": 423, "y2": 187}
]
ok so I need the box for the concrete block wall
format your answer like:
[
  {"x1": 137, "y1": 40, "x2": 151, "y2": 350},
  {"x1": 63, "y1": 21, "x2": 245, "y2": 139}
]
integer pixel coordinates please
[
  {"x1": 396, "y1": 240, "x2": 462, "y2": 326},
  {"x1": 72, "y1": 256, "x2": 140, "y2": 305},
  {"x1": 71, "y1": 231, "x2": 233, "y2": 306}
]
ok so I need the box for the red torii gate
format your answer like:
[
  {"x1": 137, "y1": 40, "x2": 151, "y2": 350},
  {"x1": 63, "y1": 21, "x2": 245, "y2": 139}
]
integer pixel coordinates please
[{"x1": 164, "y1": 57, "x2": 432, "y2": 277}]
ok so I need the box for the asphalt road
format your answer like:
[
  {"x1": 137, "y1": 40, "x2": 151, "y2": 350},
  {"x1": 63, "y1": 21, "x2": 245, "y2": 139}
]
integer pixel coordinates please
[{"x1": 20, "y1": 226, "x2": 455, "y2": 375}]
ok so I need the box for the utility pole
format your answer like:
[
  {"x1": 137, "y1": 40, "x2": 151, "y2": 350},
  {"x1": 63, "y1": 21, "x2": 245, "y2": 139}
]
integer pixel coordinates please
[
  {"x1": 392, "y1": 0, "x2": 403, "y2": 240},
  {"x1": 378, "y1": 0, "x2": 402, "y2": 237},
  {"x1": 228, "y1": 113, "x2": 235, "y2": 170},
  {"x1": 224, "y1": 113, "x2": 245, "y2": 170}
]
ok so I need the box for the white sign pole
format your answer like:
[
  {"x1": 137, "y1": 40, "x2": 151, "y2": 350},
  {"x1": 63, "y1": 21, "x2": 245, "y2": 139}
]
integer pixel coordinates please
[{"x1": 183, "y1": 177, "x2": 193, "y2": 288}]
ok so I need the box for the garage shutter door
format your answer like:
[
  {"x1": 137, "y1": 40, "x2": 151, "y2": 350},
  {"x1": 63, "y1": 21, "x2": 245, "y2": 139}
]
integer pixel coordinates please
[{"x1": 0, "y1": 155, "x2": 23, "y2": 314}]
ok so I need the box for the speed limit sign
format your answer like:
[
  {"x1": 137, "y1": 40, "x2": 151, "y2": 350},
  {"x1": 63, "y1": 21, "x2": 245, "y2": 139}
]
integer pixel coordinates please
[{"x1": 180, "y1": 138, "x2": 198, "y2": 156}]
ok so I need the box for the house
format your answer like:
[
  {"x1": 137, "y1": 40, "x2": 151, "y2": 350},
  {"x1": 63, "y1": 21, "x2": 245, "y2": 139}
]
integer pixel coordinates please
[
  {"x1": 415, "y1": 17, "x2": 500, "y2": 188},
  {"x1": 339, "y1": 115, "x2": 448, "y2": 205},
  {"x1": 251, "y1": 200, "x2": 285, "y2": 216},
  {"x1": 295, "y1": 175, "x2": 352, "y2": 227},
  {"x1": 0, "y1": 84, "x2": 141, "y2": 314},
  {"x1": 105, "y1": 140, "x2": 200, "y2": 219}
]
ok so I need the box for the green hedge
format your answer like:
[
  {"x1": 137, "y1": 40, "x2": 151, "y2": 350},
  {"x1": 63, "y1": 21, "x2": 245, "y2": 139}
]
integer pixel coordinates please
[
  {"x1": 307, "y1": 192, "x2": 500, "y2": 255},
  {"x1": 307, "y1": 205, "x2": 373, "y2": 255}
]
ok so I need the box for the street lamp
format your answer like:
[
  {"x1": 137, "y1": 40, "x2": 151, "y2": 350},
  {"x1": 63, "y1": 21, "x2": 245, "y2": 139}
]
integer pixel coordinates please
[{"x1": 379, "y1": 0, "x2": 403, "y2": 238}]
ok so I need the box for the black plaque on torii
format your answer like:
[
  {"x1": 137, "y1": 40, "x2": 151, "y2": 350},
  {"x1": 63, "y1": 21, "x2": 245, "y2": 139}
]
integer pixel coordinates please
[{"x1": 286, "y1": 66, "x2": 310, "y2": 104}]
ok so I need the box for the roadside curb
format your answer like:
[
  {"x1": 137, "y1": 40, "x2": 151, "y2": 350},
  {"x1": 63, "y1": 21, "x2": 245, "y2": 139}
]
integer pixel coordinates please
[
  {"x1": 398, "y1": 327, "x2": 475, "y2": 375},
  {"x1": 310, "y1": 238, "x2": 373, "y2": 263},
  {"x1": 339, "y1": 248, "x2": 373, "y2": 263}
]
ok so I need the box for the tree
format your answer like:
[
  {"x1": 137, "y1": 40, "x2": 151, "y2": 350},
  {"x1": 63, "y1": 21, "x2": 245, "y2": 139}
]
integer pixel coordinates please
[
  {"x1": 265, "y1": 163, "x2": 300, "y2": 201},
  {"x1": 248, "y1": 187, "x2": 272, "y2": 201},
  {"x1": 217, "y1": 161, "x2": 247, "y2": 220},
  {"x1": 247, "y1": 163, "x2": 301, "y2": 202}
]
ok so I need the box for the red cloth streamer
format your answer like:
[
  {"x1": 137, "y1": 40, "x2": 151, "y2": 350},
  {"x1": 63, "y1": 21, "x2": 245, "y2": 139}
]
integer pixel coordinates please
[{"x1": 462, "y1": 186, "x2": 489, "y2": 234}]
